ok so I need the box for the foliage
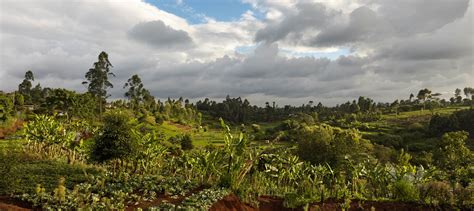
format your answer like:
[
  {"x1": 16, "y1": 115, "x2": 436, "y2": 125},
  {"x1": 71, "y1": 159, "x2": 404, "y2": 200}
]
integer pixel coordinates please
[
  {"x1": 297, "y1": 124, "x2": 372, "y2": 167},
  {"x1": 180, "y1": 134, "x2": 194, "y2": 150},
  {"x1": 23, "y1": 115, "x2": 85, "y2": 163},
  {"x1": 434, "y1": 131, "x2": 473, "y2": 187},
  {"x1": 429, "y1": 109, "x2": 474, "y2": 137},
  {"x1": 150, "y1": 188, "x2": 230, "y2": 210},
  {"x1": 419, "y1": 181, "x2": 453, "y2": 205},
  {"x1": 0, "y1": 92, "x2": 13, "y2": 121},
  {"x1": 82, "y1": 51, "x2": 115, "y2": 115},
  {"x1": 391, "y1": 179, "x2": 419, "y2": 202},
  {"x1": 123, "y1": 74, "x2": 154, "y2": 110},
  {"x1": 91, "y1": 111, "x2": 138, "y2": 163},
  {"x1": 18, "y1": 70, "x2": 34, "y2": 103}
]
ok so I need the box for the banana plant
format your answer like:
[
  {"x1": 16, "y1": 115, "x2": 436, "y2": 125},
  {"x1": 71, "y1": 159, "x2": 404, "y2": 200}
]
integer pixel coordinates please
[{"x1": 131, "y1": 130, "x2": 168, "y2": 174}]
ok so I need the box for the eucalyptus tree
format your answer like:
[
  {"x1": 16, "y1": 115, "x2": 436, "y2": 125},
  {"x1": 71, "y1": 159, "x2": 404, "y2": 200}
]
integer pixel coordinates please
[
  {"x1": 455, "y1": 88, "x2": 462, "y2": 103},
  {"x1": 464, "y1": 87, "x2": 474, "y2": 108},
  {"x1": 82, "y1": 51, "x2": 114, "y2": 116},
  {"x1": 123, "y1": 74, "x2": 149, "y2": 110},
  {"x1": 18, "y1": 70, "x2": 34, "y2": 103},
  {"x1": 463, "y1": 87, "x2": 474, "y2": 99},
  {"x1": 417, "y1": 88, "x2": 432, "y2": 110}
]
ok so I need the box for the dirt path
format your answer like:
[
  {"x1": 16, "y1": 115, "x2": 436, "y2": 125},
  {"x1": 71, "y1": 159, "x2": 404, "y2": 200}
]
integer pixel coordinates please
[{"x1": 0, "y1": 196, "x2": 35, "y2": 211}]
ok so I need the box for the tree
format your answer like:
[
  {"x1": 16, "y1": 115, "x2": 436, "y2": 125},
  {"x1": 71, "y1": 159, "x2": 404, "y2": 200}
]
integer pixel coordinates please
[
  {"x1": 463, "y1": 87, "x2": 474, "y2": 99},
  {"x1": 43, "y1": 89, "x2": 76, "y2": 116},
  {"x1": 464, "y1": 87, "x2": 474, "y2": 108},
  {"x1": 123, "y1": 74, "x2": 149, "y2": 110},
  {"x1": 435, "y1": 131, "x2": 473, "y2": 187},
  {"x1": 391, "y1": 100, "x2": 400, "y2": 115},
  {"x1": 428, "y1": 114, "x2": 459, "y2": 136},
  {"x1": 454, "y1": 88, "x2": 462, "y2": 104},
  {"x1": 18, "y1": 70, "x2": 34, "y2": 103},
  {"x1": 91, "y1": 111, "x2": 138, "y2": 163},
  {"x1": 0, "y1": 93, "x2": 13, "y2": 121},
  {"x1": 417, "y1": 88, "x2": 432, "y2": 110},
  {"x1": 409, "y1": 93, "x2": 414, "y2": 102},
  {"x1": 296, "y1": 124, "x2": 372, "y2": 168},
  {"x1": 83, "y1": 51, "x2": 114, "y2": 116}
]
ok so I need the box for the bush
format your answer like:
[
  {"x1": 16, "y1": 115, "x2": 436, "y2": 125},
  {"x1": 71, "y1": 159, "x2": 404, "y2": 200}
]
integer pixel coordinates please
[
  {"x1": 91, "y1": 111, "x2": 138, "y2": 162},
  {"x1": 429, "y1": 109, "x2": 474, "y2": 137},
  {"x1": 428, "y1": 114, "x2": 458, "y2": 136},
  {"x1": 180, "y1": 134, "x2": 194, "y2": 150},
  {"x1": 408, "y1": 122, "x2": 424, "y2": 132},
  {"x1": 419, "y1": 181, "x2": 453, "y2": 205},
  {"x1": 251, "y1": 124, "x2": 261, "y2": 133},
  {"x1": 454, "y1": 109, "x2": 474, "y2": 136},
  {"x1": 297, "y1": 124, "x2": 372, "y2": 167},
  {"x1": 391, "y1": 179, "x2": 419, "y2": 202}
]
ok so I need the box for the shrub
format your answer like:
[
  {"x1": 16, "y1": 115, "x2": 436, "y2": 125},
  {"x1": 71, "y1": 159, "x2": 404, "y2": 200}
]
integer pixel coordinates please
[
  {"x1": 297, "y1": 124, "x2": 372, "y2": 167},
  {"x1": 251, "y1": 124, "x2": 261, "y2": 133},
  {"x1": 419, "y1": 181, "x2": 453, "y2": 205},
  {"x1": 454, "y1": 109, "x2": 474, "y2": 136},
  {"x1": 391, "y1": 179, "x2": 419, "y2": 202},
  {"x1": 91, "y1": 111, "x2": 138, "y2": 162},
  {"x1": 408, "y1": 122, "x2": 424, "y2": 132},
  {"x1": 428, "y1": 114, "x2": 458, "y2": 136},
  {"x1": 180, "y1": 134, "x2": 194, "y2": 150}
]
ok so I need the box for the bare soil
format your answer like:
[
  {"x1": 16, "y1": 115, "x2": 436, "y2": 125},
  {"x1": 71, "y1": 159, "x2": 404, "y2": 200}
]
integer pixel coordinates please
[
  {"x1": 0, "y1": 120, "x2": 23, "y2": 139},
  {"x1": 210, "y1": 195, "x2": 468, "y2": 211},
  {"x1": 0, "y1": 196, "x2": 37, "y2": 211}
]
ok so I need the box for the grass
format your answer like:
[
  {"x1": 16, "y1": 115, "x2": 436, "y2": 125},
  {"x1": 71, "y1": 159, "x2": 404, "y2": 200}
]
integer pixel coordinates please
[
  {"x1": 0, "y1": 139, "x2": 104, "y2": 195},
  {"x1": 356, "y1": 106, "x2": 470, "y2": 153},
  {"x1": 382, "y1": 106, "x2": 469, "y2": 120},
  {"x1": 157, "y1": 121, "x2": 248, "y2": 147}
]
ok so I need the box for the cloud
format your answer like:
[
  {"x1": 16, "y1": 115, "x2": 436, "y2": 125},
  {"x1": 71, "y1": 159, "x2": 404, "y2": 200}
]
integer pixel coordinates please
[
  {"x1": 374, "y1": 0, "x2": 470, "y2": 36},
  {"x1": 0, "y1": 0, "x2": 472, "y2": 106},
  {"x1": 255, "y1": 2, "x2": 338, "y2": 44},
  {"x1": 128, "y1": 20, "x2": 194, "y2": 49},
  {"x1": 310, "y1": 6, "x2": 388, "y2": 47}
]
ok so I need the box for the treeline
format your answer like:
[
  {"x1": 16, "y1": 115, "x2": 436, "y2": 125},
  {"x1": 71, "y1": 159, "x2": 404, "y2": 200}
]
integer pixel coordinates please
[
  {"x1": 197, "y1": 89, "x2": 474, "y2": 124},
  {"x1": 1, "y1": 51, "x2": 473, "y2": 125},
  {"x1": 0, "y1": 52, "x2": 202, "y2": 127}
]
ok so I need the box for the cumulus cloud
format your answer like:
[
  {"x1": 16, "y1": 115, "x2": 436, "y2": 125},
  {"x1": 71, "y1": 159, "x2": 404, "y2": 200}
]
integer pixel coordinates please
[{"x1": 0, "y1": 0, "x2": 472, "y2": 105}]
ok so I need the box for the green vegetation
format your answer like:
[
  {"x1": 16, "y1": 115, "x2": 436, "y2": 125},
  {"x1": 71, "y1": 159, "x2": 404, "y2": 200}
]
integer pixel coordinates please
[{"x1": 0, "y1": 52, "x2": 473, "y2": 210}]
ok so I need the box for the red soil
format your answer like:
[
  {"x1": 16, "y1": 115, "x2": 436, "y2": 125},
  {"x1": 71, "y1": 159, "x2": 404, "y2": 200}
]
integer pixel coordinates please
[
  {"x1": 0, "y1": 119, "x2": 24, "y2": 139},
  {"x1": 0, "y1": 196, "x2": 36, "y2": 211},
  {"x1": 210, "y1": 195, "x2": 466, "y2": 211}
]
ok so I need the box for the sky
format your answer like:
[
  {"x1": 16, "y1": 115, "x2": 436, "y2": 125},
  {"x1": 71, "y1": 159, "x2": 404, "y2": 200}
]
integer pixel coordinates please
[{"x1": 0, "y1": 0, "x2": 473, "y2": 106}]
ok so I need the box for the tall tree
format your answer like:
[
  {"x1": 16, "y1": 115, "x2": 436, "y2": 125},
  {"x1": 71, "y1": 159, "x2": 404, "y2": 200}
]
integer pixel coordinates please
[
  {"x1": 82, "y1": 51, "x2": 114, "y2": 116},
  {"x1": 417, "y1": 88, "x2": 432, "y2": 110},
  {"x1": 463, "y1": 87, "x2": 473, "y2": 99},
  {"x1": 18, "y1": 70, "x2": 34, "y2": 103},
  {"x1": 464, "y1": 87, "x2": 474, "y2": 108},
  {"x1": 454, "y1": 88, "x2": 462, "y2": 103},
  {"x1": 123, "y1": 74, "x2": 148, "y2": 109}
]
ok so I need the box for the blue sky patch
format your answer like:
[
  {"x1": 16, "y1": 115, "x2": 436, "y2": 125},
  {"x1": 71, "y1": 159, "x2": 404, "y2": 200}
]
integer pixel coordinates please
[{"x1": 145, "y1": 0, "x2": 253, "y2": 24}]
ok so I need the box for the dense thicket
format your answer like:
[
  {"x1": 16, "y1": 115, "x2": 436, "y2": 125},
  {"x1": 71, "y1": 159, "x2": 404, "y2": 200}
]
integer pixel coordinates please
[{"x1": 429, "y1": 109, "x2": 474, "y2": 137}]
